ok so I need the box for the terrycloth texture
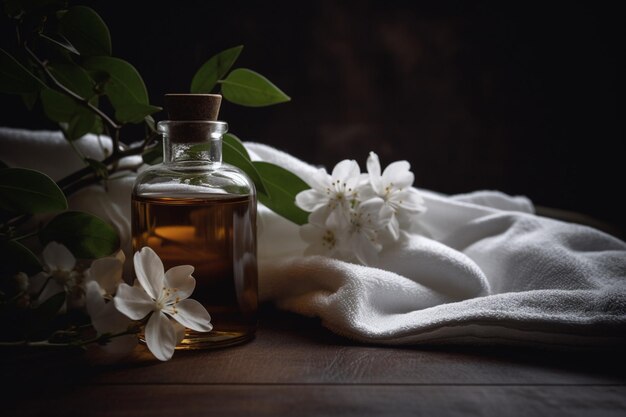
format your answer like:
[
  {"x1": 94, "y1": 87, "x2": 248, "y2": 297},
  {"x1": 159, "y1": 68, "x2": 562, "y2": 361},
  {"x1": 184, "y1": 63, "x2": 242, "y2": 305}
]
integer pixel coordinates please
[
  {"x1": 2, "y1": 127, "x2": 626, "y2": 348},
  {"x1": 249, "y1": 142, "x2": 626, "y2": 348}
]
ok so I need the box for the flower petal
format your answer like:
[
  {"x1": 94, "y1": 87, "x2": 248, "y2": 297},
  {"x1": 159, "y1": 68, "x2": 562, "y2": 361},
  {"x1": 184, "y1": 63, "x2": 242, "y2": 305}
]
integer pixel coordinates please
[
  {"x1": 165, "y1": 265, "x2": 196, "y2": 301},
  {"x1": 145, "y1": 312, "x2": 177, "y2": 361},
  {"x1": 366, "y1": 152, "x2": 383, "y2": 194},
  {"x1": 85, "y1": 281, "x2": 105, "y2": 319},
  {"x1": 308, "y1": 206, "x2": 330, "y2": 227},
  {"x1": 86, "y1": 256, "x2": 123, "y2": 296},
  {"x1": 307, "y1": 168, "x2": 331, "y2": 191},
  {"x1": 295, "y1": 189, "x2": 327, "y2": 212},
  {"x1": 168, "y1": 299, "x2": 212, "y2": 332},
  {"x1": 326, "y1": 206, "x2": 350, "y2": 230},
  {"x1": 382, "y1": 161, "x2": 413, "y2": 189},
  {"x1": 113, "y1": 283, "x2": 155, "y2": 320},
  {"x1": 29, "y1": 272, "x2": 49, "y2": 295},
  {"x1": 42, "y1": 242, "x2": 76, "y2": 272},
  {"x1": 394, "y1": 188, "x2": 426, "y2": 212},
  {"x1": 172, "y1": 321, "x2": 186, "y2": 344},
  {"x1": 359, "y1": 197, "x2": 385, "y2": 219},
  {"x1": 351, "y1": 232, "x2": 380, "y2": 266},
  {"x1": 37, "y1": 279, "x2": 65, "y2": 305},
  {"x1": 133, "y1": 247, "x2": 165, "y2": 300},
  {"x1": 331, "y1": 159, "x2": 360, "y2": 182},
  {"x1": 387, "y1": 214, "x2": 400, "y2": 241},
  {"x1": 87, "y1": 281, "x2": 133, "y2": 335},
  {"x1": 367, "y1": 152, "x2": 381, "y2": 178}
]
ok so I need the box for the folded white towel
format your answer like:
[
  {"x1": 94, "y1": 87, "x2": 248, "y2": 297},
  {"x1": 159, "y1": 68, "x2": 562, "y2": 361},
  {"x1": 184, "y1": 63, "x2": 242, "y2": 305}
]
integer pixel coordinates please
[{"x1": 3, "y1": 128, "x2": 625, "y2": 348}]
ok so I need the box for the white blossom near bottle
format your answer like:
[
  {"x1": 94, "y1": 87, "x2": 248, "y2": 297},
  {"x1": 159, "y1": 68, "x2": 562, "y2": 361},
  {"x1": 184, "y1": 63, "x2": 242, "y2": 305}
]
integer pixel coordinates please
[{"x1": 131, "y1": 94, "x2": 258, "y2": 349}]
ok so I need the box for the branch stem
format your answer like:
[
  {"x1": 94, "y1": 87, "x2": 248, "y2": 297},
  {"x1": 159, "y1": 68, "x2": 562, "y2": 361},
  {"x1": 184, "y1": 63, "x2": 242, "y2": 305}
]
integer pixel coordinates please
[{"x1": 24, "y1": 43, "x2": 121, "y2": 132}]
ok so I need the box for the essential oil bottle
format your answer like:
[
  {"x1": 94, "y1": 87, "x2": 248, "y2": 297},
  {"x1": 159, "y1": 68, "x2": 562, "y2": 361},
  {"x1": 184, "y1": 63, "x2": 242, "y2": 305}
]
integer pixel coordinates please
[{"x1": 131, "y1": 94, "x2": 258, "y2": 348}]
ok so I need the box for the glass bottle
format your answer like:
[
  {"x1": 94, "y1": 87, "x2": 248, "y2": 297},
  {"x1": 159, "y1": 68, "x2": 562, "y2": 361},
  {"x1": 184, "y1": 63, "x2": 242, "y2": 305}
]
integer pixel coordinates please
[{"x1": 131, "y1": 94, "x2": 258, "y2": 348}]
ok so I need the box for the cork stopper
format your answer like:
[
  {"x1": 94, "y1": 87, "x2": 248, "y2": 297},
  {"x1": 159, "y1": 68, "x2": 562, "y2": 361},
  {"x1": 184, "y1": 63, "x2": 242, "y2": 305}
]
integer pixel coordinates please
[
  {"x1": 161, "y1": 94, "x2": 225, "y2": 143},
  {"x1": 164, "y1": 93, "x2": 222, "y2": 121}
]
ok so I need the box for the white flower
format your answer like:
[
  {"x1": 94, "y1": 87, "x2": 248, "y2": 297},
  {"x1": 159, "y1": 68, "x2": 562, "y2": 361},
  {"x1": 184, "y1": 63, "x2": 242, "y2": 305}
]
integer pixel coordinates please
[
  {"x1": 299, "y1": 208, "x2": 345, "y2": 257},
  {"x1": 30, "y1": 242, "x2": 82, "y2": 308},
  {"x1": 366, "y1": 152, "x2": 426, "y2": 239},
  {"x1": 85, "y1": 250, "x2": 125, "y2": 298},
  {"x1": 345, "y1": 197, "x2": 391, "y2": 265},
  {"x1": 295, "y1": 159, "x2": 364, "y2": 229},
  {"x1": 85, "y1": 281, "x2": 136, "y2": 361},
  {"x1": 114, "y1": 247, "x2": 212, "y2": 361}
]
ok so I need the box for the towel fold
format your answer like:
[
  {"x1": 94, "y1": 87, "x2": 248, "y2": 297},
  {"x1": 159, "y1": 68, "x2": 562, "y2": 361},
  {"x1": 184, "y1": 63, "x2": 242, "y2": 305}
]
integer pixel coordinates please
[
  {"x1": 249, "y1": 142, "x2": 626, "y2": 348},
  {"x1": 2, "y1": 127, "x2": 625, "y2": 348}
]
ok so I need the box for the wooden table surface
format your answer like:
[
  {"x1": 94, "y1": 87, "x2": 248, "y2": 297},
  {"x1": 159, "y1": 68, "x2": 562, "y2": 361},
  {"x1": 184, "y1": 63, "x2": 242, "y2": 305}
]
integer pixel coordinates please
[{"x1": 4, "y1": 306, "x2": 626, "y2": 417}]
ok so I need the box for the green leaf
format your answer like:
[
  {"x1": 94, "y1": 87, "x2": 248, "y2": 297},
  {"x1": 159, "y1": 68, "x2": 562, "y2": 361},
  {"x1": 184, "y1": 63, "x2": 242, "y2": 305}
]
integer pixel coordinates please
[
  {"x1": 221, "y1": 141, "x2": 268, "y2": 196},
  {"x1": 40, "y1": 88, "x2": 75, "y2": 122},
  {"x1": 48, "y1": 61, "x2": 94, "y2": 98},
  {"x1": 223, "y1": 133, "x2": 250, "y2": 160},
  {"x1": 220, "y1": 68, "x2": 290, "y2": 107},
  {"x1": 90, "y1": 116, "x2": 104, "y2": 135},
  {"x1": 0, "y1": 168, "x2": 67, "y2": 215},
  {"x1": 59, "y1": 6, "x2": 111, "y2": 57},
  {"x1": 39, "y1": 211, "x2": 119, "y2": 258},
  {"x1": 40, "y1": 88, "x2": 95, "y2": 139},
  {"x1": 0, "y1": 48, "x2": 45, "y2": 94},
  {"x1": 253, "y1": 161, "x2": 309, "y2": 225},
  {"x1": 191, "y1": 45, "x2": 243, "y2": 93},
  {"x1": 38, "y1": 32, "x2": 79, "y2": 55},
  {"x1": 253, "y1": 161, "x2": 309, "y2": 196},
  {"x1": 83, "y1": 56, "x2": 153, "y2": 121},
  {"x1": 114, "y1": 102, "x2": 161, "y2": 124},
  {"x1": 83, "y1": 56, "x2": 148, "y2": 104},
  {"x1": 66, "y1": 108, "x2": 96, "y2": 140},
  {"x1": 0, "y1": 240, "x2": 42, "y2": 276}
]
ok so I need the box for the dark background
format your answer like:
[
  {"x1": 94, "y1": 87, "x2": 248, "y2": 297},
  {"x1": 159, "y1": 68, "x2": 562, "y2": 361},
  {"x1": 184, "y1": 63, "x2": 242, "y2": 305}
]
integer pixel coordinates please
[{"x1": 1, "y1": 1, "x2": 624, "y2": 232}]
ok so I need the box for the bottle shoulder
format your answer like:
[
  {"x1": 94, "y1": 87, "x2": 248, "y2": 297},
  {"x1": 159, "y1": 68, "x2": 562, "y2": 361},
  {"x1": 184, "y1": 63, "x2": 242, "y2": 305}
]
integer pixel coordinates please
[{"x1": 133, "y1": 162, "x2": 255, "y2": 198}]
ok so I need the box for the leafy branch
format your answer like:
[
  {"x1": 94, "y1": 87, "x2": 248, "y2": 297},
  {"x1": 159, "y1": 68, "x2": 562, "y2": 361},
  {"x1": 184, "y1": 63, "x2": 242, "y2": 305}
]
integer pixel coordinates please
[{"x1": 0, "y1": 0, "x2": 310, "y2": 285}]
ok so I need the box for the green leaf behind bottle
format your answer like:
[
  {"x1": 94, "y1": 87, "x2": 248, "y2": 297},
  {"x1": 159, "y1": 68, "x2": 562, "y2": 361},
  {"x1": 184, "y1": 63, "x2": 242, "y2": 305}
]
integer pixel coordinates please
[
  {"x1": 220, "y1": 68, "x2": 290, "y2": 107},
  {"x1": 222, "y1": 138, "x2": 268, "y2": 197},
  {"x1": 191, "y1": 45, "x2": 243, "y2": 93},
  {"x1": 252, "y1": 161, "x2": 309, "y2": 225}
]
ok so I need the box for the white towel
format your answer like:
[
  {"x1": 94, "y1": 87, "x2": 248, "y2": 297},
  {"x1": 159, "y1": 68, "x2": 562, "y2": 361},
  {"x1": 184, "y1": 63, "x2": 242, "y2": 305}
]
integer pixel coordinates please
[
  {"x1": 250, "y1": 143, "x2": 626, "y2": 348},
  {"x1": 2, "y1": 128, "x2": 625, "y2": 348}
]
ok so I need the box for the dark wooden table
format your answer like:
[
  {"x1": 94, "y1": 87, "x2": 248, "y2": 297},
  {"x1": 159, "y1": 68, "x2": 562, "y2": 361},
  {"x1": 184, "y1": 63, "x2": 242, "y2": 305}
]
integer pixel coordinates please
[{"x1": 4, "y1": 306, "x2": 626, "y2": 417}]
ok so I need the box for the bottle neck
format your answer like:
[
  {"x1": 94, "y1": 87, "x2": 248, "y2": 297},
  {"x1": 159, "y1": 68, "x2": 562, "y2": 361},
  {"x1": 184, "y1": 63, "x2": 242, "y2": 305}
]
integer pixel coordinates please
[
  {"x1": 157, "y1": 120, "x2": 228, "y2": 166},
  {"x1": 163, "y1": 138, "x2": 222, "y2": 165}
]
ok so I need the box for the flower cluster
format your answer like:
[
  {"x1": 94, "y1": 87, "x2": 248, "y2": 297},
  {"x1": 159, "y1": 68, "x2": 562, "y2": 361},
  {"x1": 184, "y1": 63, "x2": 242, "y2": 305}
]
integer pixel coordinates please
[
  {"x1": 296, "y1": 152, "x2": 426, "y2": 265},
  {"x1": 18, "y1": 242, "x2": 211, "y2": 362}
]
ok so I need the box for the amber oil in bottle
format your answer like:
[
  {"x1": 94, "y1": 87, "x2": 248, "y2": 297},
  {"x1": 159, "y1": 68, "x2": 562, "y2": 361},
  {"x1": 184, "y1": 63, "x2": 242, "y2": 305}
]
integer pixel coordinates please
[{"x1": 131, "y1": 94, "x2": 258, "y2": 348}]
